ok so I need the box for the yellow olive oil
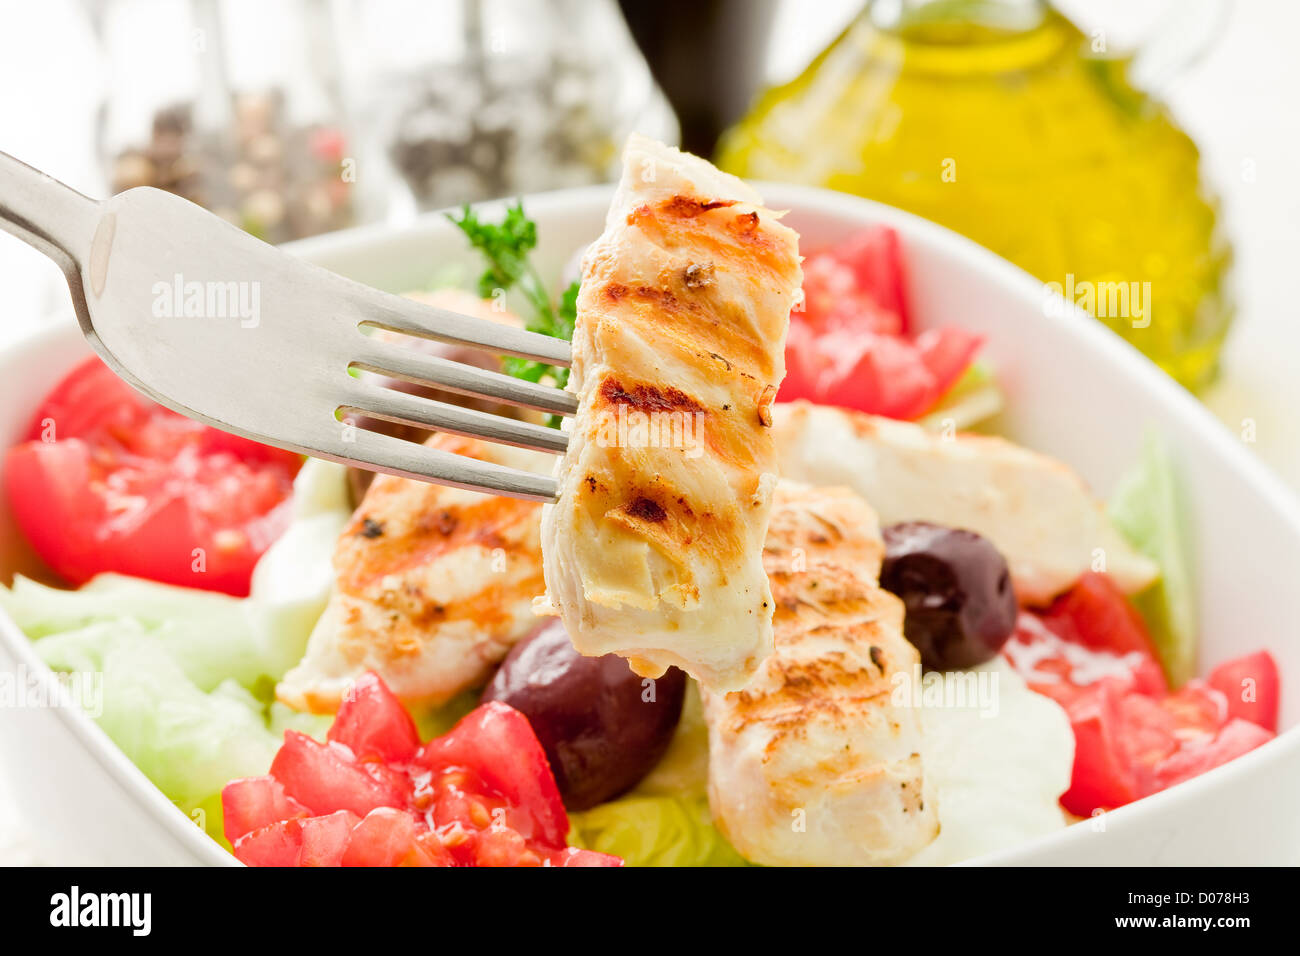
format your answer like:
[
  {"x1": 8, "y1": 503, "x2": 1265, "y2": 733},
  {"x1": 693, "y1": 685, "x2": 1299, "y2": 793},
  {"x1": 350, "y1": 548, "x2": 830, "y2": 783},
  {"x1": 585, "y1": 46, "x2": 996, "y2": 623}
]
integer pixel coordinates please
[{"x1": 718, "y1": 3, "x2": 1232, "y2": 390}]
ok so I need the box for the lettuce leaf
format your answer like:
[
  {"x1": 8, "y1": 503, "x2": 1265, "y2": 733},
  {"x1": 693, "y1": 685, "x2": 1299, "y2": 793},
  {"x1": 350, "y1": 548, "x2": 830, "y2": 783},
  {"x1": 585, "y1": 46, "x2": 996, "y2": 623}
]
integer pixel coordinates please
[
  {"x1": 568, "y1": 794, "x2": 748, "y2": 867},
  {"x1": 2, "y1": 575, "x2": 267, "y2": 692},
  {"x1": 631, "y1": 680, "x2": 709, "y2": 800},
  {"x1": 33, "y1": 621, "x2": 282, "y2": 848},
  {"x1": 1108, "y1": 431, "x2": 1197, "y2": 686}
]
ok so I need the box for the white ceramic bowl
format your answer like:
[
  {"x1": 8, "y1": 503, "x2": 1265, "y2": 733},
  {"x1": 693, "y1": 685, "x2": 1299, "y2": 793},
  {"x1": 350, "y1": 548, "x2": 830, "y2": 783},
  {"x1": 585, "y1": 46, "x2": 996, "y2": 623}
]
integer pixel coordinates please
[{"x1": 1, "y1": 184, "x2": 1297, "y2": 866}]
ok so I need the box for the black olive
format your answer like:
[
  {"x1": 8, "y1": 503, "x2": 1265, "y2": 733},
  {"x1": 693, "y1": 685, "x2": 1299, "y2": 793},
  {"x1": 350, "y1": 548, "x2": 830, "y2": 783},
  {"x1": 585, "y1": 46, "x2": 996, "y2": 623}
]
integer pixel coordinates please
[
  {"x1": 481, "y1": 620, "x2": 686, "y2": 810},
  {"x1": 880, "y1": 521, "x2": 1017, "y2": 670}
]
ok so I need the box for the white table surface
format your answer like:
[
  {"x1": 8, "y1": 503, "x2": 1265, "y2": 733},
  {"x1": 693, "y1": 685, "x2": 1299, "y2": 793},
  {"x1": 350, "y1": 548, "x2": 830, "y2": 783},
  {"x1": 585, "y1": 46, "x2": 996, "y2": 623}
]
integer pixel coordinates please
[{"x1": 1, "y1": 0, "x2": 1297, "y2": 865}]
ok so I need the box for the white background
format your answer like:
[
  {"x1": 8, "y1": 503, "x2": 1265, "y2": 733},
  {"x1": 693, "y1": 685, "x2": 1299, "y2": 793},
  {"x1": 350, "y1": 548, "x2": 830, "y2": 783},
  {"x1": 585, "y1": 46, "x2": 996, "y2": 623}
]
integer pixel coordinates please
[{"x1": 0, "y1": 0, "x2": 1297, "y2": 862}]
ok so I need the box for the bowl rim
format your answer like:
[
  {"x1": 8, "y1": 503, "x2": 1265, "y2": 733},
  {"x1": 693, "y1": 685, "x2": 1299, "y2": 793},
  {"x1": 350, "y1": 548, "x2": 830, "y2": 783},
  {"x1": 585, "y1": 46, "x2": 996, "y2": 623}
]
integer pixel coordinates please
[{"x1": 4, "y1": 180, "x2": 1299, "y2": 866}]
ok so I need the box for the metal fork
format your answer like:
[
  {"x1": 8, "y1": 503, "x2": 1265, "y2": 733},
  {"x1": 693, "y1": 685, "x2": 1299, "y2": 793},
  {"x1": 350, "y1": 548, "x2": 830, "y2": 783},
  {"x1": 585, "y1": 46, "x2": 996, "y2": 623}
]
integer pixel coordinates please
[{"x1": 0, "y1": 151, "x2": 575, "y2": 501}]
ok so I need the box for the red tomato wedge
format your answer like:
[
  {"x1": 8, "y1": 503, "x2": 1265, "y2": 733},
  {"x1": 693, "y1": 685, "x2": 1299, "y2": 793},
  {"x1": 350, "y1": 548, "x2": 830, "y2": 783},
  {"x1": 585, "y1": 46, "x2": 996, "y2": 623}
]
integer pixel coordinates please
[
  {"x1": 548, "y1": 846, "x2": 625, "y2": 867},
  {"x1": 1038, "y1": 571, "x2": 1169, "y2": 697},
  {"x1": 269, "y1": 732, "x2": 410, "y2": 818},
  {"x1": 417, "y1": 700, "x2": 569, "y2": 850},
  {"x1": 1001, "y1": 610, "x2": 1167, "y2": 705},
  {"x1": 232, "y1": 819, "x2": 307, "y2": 867},
  {"x1": 300, "y1": 810, "x2": 361, "y2": 867},
  {"x1": 780, "y1": 226, "x2": 983, "y2": 420},
  {"x1": 1148, "y1": 718, "x2": 1275, "y2": 792},
  {"x1": 1059, "y1": 678, "x2": 1139, "y2": 814},
  {"x1": 4, "y1": 356, "x2": 300, "y2": 596},
  {"x1": 1004, "y1": 576, "x2": 1279, "y2": 815},
  {"x1": 220, "y1": 775, "x2": 309, "y2": 844},
  {"x1": 799, "y1": 227, "x2": 908, "y2": 335},
  {"x1": 1042, "y1": 572, "x2": 1165, "y2": 661},
  {"x1": 328, "y1": 671, "x2": 422, "y2": 763},
  {"x1": 1207, "y1": 650, "x2": 1280, "y2": 732},
  {"x1": 224, "y1": 671, "x2": 620, "y2": 868},
  {"x1": 340, "y1": 807, "x2": 421, "y2": 867}
]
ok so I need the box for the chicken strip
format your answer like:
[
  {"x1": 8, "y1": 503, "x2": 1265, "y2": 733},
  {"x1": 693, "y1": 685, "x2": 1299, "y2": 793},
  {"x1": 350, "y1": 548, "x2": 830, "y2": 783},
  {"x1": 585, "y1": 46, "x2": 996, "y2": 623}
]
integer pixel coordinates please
[
  {"x1": 771, "y1": 401, "x2": 1158, "y2": 605},
  {"x1": 702, "y1": 483, "x2": 939, "y2": 866},
  {"x1": 277, "y1": 434, "x2": 551, "y2": 713},
  {"x1": 538, "y1": 134, "x2": 802, "y2": 692}
]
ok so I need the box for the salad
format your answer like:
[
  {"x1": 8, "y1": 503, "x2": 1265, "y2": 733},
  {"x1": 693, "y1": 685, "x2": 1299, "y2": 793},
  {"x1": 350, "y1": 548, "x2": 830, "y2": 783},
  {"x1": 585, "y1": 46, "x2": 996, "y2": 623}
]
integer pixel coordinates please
[{"x1": 0, "y1": 155, "x2": 1281, "y2": 866}]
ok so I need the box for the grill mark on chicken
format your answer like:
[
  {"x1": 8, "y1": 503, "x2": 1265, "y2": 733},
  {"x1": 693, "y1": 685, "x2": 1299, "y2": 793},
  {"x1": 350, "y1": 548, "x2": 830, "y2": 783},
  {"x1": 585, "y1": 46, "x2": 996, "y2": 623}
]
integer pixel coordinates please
[
  {"x1": 655, "y1": 195, "x2": 738, "y2": 218},
  {"x1": 539, "y1": 136, "x2": 799, "y2": 691},
  {"x1": 337, "y1": 495, "x2": 535, "y2": 592},
  {"x1": 624, "y1": 496, "x2": 667, "y2": 523},
  {"x1": 623, "y1": 200, "x2": 795, "y2": 296},
  {"x1": 597, "y1": 375, "x2": 704, "y2": 414}
]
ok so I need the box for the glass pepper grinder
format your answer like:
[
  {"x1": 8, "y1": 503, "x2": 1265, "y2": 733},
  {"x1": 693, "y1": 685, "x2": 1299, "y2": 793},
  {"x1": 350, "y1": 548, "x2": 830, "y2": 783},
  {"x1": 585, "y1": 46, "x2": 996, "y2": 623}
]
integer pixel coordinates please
[
  {"x1": 334, "y1": 0, "x2": 680, "y2": 218},
  {"x1": 90, "y1": 0, "x2": 358, "y2": 243}
]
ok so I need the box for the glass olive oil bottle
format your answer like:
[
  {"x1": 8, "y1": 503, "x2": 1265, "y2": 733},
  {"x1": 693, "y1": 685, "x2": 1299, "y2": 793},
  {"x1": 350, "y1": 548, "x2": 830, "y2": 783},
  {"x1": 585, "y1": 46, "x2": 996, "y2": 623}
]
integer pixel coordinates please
[{"x1": 717, "y1": 0, "x2": 1232, "y2": 390}]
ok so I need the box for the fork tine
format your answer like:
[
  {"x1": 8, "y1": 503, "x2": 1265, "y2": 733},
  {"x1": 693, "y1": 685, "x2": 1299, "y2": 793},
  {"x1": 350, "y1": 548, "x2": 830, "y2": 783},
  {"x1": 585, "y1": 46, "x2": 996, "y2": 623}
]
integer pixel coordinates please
[
  {"x1": 341, "y1": 382, "x2": 569, "y2": 455},
  {"x1": 363, "y1": 297, "x2": 573, "y2": 366},
  {"x1": 351, "y1": 337, "x2": 578, "y2": 417},
  {"x1": 349, "y1": 428, "x2": 559, "y2": 501}
]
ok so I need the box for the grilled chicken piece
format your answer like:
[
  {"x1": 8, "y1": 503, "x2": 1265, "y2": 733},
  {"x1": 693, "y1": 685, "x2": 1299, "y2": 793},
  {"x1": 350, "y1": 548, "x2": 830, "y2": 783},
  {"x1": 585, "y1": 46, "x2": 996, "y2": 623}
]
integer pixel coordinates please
[
  {"x1": 276, "y1": 434, "x2": 551, "y2": 713},
  {"x1": 538, "y1": 134, "x2": 802, "y2": 692},
  {"x1": 701, "y1": 483, "x2": 939, "y2": 866},
  {"x1": 771, "y1": 401, "x2": 1158, "y2": 605}
]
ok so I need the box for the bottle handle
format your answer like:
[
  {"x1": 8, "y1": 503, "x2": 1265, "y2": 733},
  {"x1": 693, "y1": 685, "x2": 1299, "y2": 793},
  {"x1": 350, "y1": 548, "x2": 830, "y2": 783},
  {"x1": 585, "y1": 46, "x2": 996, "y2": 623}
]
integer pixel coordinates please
[{"x1": 1124, "y1": 0, "x2": 1233, "y2": 96}]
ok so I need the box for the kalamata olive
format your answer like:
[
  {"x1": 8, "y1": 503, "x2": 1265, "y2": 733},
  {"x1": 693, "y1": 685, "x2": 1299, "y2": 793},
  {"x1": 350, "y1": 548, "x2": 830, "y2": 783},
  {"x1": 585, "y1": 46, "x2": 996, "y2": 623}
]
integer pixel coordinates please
[
  {"x1": 880, "y1": 521, "x2": 1017, "y2": 671},
  {"x1": 481, "y1": 619, "x2": 686, "y2": 810}
]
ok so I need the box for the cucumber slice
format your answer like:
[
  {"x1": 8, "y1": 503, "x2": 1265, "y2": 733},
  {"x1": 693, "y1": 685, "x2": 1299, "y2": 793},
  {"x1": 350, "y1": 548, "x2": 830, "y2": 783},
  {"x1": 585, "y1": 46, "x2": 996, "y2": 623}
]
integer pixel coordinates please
[{"x1": 919, "y1": 362, "x2": 1004, "y2": 431}]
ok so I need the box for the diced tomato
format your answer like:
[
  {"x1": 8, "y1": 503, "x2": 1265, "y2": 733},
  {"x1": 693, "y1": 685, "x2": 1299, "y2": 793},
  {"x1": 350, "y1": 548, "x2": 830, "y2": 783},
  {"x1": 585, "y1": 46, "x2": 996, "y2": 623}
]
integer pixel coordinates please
[
  {"x1": 1159, "y1": 680, "x2": 1227, "y2": 737},
  {"x1": 780, "y1": 227, "x2": 982, "y2": 420},
  {"x1": 221, "y1": 775, "x2": 308, "y2": 843},
  {"x1": 223, "y1": 673, "x2": 614, "y2": 868},
  {"x1": 809, "y1": 225, "x2": 908, "y2": 331},
  {"x1": 409, "y1": 830, "x2": 458, "y2": 867},
  {"x1": 1116, "y1": 691, "x2": 1180, "y2": 795},
  {"x1": 1005, "y1": 578, "x2": 1279, "y2": 815},
  {"x1": 1041, "y1": 572, "x2": 1168, "y2": 694},
  {"x1": 1001, "y1": 610, "x2": 1163, "y2": 704},
  {"x1": 4, "y1": 356, "x2": 300, "y2": 595},
  {"x1": 1041, "y1": 572, "x2": 1154, "y2": 656},
  {"x1": 546, "y1": 847, "x2": 623, "y2": 867},
  {"x1": 472, "y1": 824, "x2": 542, "y2": 867},
  {"x1": 21, "y1": 353, "x2": 142, "y2": 441},
  {"x1": 341, "y1": 808, "x2": 420, "y2": 867},
  {"x1": 1207, "y1": 651, "x2": 1280, "y2": 732},
  {"x1": 299, "y1": 810, "x2": 360, "y2": 867},
  {"x1": 1060, "y1": 679, "x2": 1139, "y2": 815},
  {"x1": 233, "y1": 819, "x2": 305, "y2": 867},
  {"x1": 782, "y1": 325, "x2": 982, "y2": 421},
  {"x1": 1150, "y1": 719, "x2": 1275, "y2": 792},
  {"x1": 430, "y1": 770, "x2": 499, "y2": 830},
  {"x1": 799, "y1": 240, "x2": 905, "y2": 336},
  {"x1": 328, "y1": 671, "x2": 421, "y2": 763},
  {"x1": 417, "y1": 701, "x2": 569, "y2": 850},
  {"x1": 269, "y1": 731, "x2": 406, "y2": 817}
]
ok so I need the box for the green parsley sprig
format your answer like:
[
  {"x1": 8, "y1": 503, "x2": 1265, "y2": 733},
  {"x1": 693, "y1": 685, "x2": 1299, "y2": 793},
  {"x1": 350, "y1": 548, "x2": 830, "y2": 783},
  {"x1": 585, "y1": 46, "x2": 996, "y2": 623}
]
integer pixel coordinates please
[{"x1": 449, "y1": 203, "x2": 578, "y2": 409}]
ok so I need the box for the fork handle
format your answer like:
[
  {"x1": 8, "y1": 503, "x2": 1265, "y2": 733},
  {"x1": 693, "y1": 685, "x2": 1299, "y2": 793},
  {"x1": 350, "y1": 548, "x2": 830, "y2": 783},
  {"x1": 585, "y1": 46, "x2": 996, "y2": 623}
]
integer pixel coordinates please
[{"x1": 0, "y1": 150, "x2": 101, "y2": 279}]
